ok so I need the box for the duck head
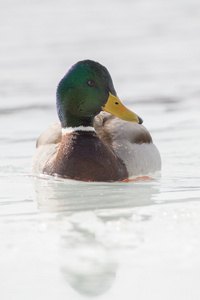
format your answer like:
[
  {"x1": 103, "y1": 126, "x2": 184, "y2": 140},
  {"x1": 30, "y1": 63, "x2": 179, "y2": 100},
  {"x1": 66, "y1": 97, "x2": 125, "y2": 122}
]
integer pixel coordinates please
[{"x1": 56, "y1": 60, "x2": 143, "y2": 128}]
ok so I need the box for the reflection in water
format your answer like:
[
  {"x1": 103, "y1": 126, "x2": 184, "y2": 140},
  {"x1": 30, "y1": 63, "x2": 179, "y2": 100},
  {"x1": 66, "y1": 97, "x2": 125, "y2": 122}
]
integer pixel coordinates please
[
  {"x1": 33, "y1": 175, "x2": 159, "y2": 296},
  {"x1": 61, "y1": 243, "x2": 118, "y2": 296},
  {"x1": 33, "y1": 174, "x2": 160, "y2": 212}
]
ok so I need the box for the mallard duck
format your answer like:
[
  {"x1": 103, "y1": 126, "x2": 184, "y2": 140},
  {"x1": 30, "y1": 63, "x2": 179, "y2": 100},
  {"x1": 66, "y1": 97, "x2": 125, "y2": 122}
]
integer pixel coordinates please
[{"x1": 32, "y1": 60, "x2": 161, "y2": 182}]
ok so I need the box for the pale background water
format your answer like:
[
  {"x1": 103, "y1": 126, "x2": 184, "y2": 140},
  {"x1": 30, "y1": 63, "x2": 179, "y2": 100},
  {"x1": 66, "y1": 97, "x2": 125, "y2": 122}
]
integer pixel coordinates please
[{"x1": 0, "y1": 0, "x2": 200, "y2": 299}]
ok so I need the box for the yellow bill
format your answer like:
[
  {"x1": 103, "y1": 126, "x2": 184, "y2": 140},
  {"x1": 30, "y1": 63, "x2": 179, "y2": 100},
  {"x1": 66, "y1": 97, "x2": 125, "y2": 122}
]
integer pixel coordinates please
[{"x1": 102, "y1": 92, "x2": 143, "y2": 124}]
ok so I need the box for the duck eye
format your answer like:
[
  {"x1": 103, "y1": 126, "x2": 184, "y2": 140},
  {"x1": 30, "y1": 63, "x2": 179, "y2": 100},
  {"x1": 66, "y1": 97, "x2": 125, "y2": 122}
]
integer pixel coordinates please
[
  {"x1": 115, "y1": 101, "x2": 119, "y2": 105},
  {"x1": 87, "y1": 80, "x2": 95, "y2": 87}
]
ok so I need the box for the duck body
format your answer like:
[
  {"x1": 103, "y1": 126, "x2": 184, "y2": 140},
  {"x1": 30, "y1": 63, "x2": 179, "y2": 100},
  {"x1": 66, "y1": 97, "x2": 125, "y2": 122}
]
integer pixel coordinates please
[
  {"x1": 32, "y1": 60, "x2": 161, "y2": 182},
  {"x1": 32, "y1": 112, "x2": 161, "y2": 181}
]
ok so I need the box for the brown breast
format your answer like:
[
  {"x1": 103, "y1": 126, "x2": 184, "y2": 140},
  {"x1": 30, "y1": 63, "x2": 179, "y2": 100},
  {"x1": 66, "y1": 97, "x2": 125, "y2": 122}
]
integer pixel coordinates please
[{"x1": 44, "y1": 131, "x2": 128, "y2": 182}]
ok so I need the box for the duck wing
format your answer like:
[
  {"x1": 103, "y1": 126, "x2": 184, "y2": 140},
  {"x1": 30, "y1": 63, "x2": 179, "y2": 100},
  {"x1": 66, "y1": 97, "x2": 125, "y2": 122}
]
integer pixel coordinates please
[{"x1": 94, "y1": 111, "x2": 161, "y2": 177}]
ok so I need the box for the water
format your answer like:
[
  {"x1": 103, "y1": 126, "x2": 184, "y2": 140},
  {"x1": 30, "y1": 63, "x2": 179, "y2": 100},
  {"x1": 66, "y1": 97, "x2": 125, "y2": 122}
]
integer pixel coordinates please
[{"x1": 1, "y1": 0, "x2": 200, "y2": 299}]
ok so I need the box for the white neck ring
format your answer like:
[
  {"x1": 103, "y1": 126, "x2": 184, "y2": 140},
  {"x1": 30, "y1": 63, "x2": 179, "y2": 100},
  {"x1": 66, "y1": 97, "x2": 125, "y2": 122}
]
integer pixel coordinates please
[{"x1": 62, "y1": 126, "x2": 95, "y2": 135}]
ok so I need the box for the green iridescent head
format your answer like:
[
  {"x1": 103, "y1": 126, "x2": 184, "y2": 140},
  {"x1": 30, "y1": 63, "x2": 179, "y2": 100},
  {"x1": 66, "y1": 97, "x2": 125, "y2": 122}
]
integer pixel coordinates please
[
  {"x1": 56, "y1": 60, "x2": 143, "y2": 128},
  {"x1": 56, "y1": 60, "x2": 117, "y2": 127}
]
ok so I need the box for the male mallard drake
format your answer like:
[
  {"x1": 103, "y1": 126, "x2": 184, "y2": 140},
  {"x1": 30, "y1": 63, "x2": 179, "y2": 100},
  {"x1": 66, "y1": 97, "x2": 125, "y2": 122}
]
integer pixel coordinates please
[{"x1": 32, "y1": 60, "x2": 161, "y2": 182}]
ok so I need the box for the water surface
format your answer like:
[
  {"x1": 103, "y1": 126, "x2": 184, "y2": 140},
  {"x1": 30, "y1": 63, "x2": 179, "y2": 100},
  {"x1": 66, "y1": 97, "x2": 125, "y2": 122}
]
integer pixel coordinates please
[{"x1": 1, "y1": 0, "x2": 200, "y2": 299}]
